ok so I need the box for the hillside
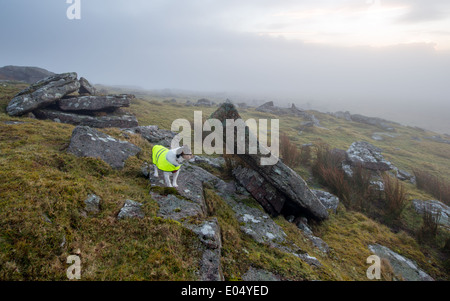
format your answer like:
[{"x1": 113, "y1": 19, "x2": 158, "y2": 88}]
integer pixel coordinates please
[
  {"x1": 0, "y1": 79, "x2": 449, "y2": 281},
  {"x1": 0, "y1": 66, "x2": 55, "y2": 84}
]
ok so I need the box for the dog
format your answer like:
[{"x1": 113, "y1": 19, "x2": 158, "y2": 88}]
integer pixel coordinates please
[{"x1": 152, "y1": 145, "x2": 193, "y2": 187}]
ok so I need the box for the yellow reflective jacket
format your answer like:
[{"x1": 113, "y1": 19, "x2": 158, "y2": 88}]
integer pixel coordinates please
[{"x1": 152, "y1": 145, "x2": 181, "y2": 172}]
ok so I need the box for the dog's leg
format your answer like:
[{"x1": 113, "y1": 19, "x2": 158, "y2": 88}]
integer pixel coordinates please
[
  {"x1": 172, "y1": 170, "x2": 180, "y2": 188},
  {"x1": 164, "y1": 172, "x2": 172, "y2": 187},
  {"x1": 153, "y1": 165, "x2": 159, "y2": 177}
]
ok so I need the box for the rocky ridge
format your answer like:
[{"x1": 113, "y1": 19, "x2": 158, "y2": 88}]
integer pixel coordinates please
[{"x1": 6, "y1": 72, "x2": 138, "y2": 128}]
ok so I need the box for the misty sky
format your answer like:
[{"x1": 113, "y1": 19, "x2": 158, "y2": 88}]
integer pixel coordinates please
[{"x1": 1, "y1": 0, "x2": 449, "y2": 133}]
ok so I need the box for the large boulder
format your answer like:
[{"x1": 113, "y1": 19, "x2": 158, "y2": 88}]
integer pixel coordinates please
[
  {"x1": 210, "y1": 102, "x2": 328, "y2": 221},
  {"x1": 6, "y1": 72, "x2": 80, "y2": 116},
  {"x1": 368, "y1": 244, "x2": 434, "y2": 281},
  {"x1": 58, "y1": 94, "x2": 132, "y2": 112},
  {"x1": 34, "y1": 109, "x2": 138, "y2": 128},
  {"x1": 67, "y1": 126, "x2": 141, "y2": 169}
]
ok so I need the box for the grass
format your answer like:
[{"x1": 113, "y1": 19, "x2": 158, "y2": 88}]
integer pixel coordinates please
[{"x1": 0, "y1": 82, "x2": 449, "y2": 280}]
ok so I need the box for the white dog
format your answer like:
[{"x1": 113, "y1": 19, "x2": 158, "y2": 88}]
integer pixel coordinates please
[{"x1": 152, "y1": 145, "x2": 193, "y2": 187}]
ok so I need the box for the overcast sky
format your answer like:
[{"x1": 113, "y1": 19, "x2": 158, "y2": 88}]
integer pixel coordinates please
[{"x1": 1, "y1": 0, "x2": 449, "y2": 132}]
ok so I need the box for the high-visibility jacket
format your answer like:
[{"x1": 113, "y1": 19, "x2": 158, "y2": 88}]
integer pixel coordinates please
[{"x1": 152, "y1": 145, "x2": 181, "y2": 172}]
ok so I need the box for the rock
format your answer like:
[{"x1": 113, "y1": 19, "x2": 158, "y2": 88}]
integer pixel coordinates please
[
  {"x1": 242, "y1": 267, "x2": 281, "y2": 281},
  {"x1": 395, "y1": 169, "x2": 414, "y2": 182},
  {"x1": 412, "y1": 199, "x2": 450, "y2": 228},
  {"x1": 3, "y1": 121, "x2": 26, "y2": 125},
  {"x1": 372, "y1": 134, "x2": 384, "y2": 141},
  {"x1": 195, "y1": 98, "x2": 212, "y2": 106},
  {"x1": 186, "y1": 218, "x2": 222, "y2": 250},
  {"x1": 78, "y1": 77, "x2": 97, "y2": 95},
  {"x1": 294, "y1": 217, "x2": 330, "y2": 253},
  {"x1": 232, "y1": 165, "x2": 288, "y2": 215},
  {"x1": 189, "y1": 155, "x2": 225, "y2": 169},
  {"x1": 368, "y1": 244, "x2": 434, "y2": 281},
  {"x1": 350, "y1": 114, "x2": 396, "y2": 131},
  {"x1": 233, "y1": 200, "x2": 287, "y2": 245},
  {"x1": 58, "y1": 94, "x2": 132, "y2": 112},
  {"x1": 424, "y1": 135, "x2": 450, "y2": 145},
  {"x1": 152, "y1": 186, "x2": 223, "y2": 281},
  {"x1": 210, "y1": 102, "x2": 328, "y2": 221},
  {"x1": 198, "y1": 246, "x2": 224, "y2": 281},
  {"x1": 154, "y1": 193, "x2": 204, "y2": 221},
  {"x1": 332, "y1": 111, "x2": 352, "y2": 121},
  {"x1": 33, "y1": 109, "x2": 138, "y2": 128},
  {"x1": 0, "y1": 65, "x2": 55, "y2": 84},
  {"x1": 294, "y1": 253, "x2": 323, "y2": 268},
  {"x1": 312, "y1": 190, "x2": 339, "y2": 213},
  {"x1": 6, "y1": 72, "x2": 80, "y2": 116},
  {"x1": 256, "y1": 101, "x2": 277, "y2": 113},
  {"x1": 141, "y1": 162, "x2": 152, "y2": 178},
  {"x1": 117, "y1": 200, "x2": 144, "y2": 219},
  {"x1": 123, "y1": 125, "x2": 176, "y2": 147},
  {"x1": 346, "y1": 141, "x2": 393, "y2": 171},
  {"x1": 67, "y1": 126, "x2": 141, "y2": 169},
  {"x1": 84, "y1": 194, "x2": 101, "y2": 214}
]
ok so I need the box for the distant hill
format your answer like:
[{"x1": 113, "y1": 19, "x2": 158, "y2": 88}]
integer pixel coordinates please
[{"x1": 0, "y1": 65, "x2": 54, "y2": 84}]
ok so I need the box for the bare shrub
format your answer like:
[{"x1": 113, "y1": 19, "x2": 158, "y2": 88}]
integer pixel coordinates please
[
  {"x1": 381, "y1": 173, "x2": 407, "y2": 224},
  {"x1": 280, "y1": 133, "x2": 302, "y2": 168},
  {"x1": 414, "y1": 169, "x2": 450, "y2": 206}
]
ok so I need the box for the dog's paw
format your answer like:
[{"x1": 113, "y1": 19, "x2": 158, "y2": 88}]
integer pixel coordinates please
[
  {"x1": 173, "y1": 184, "x2": 178, "y2": 188},
  {"x1": 153, "y1": 173, "x2": 158, "y2": 178}
]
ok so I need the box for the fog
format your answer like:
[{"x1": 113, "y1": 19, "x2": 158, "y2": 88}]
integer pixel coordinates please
[{"x1": 1, "y1": 0, "x2": 449, "y2": 133}]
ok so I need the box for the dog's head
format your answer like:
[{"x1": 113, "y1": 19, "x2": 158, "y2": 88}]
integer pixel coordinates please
[{"x1": 175, "y1": 145, "x2": 194, "y2": 165}]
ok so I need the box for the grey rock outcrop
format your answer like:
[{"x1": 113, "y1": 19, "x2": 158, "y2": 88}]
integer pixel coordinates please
[
  {"x1": 58, "y1": 94, "x2": 131, "y2": 112},
  {"x1": 123, "y1": 125, "x2": 176, "y2": 147},
  {"x1": 34, "y1": 109, "x2": 138, "y2": 128},
  {"x1": 117, "y1": 200, "x2": 145, "y2": 219},
  {"x1": 346, "y1": 141, "x2": 393, "y2": 171},
  {"x1": 368, "y1": 244, "x2": 434, "y2": 281},
  {"x1": 6, "y1": 72, "x2": 80, "y2": 116},
  {"x1": 195, "y1": 98, "x2": 212, "y2": 106},
  {"x1": 424, "y1": 135, "x2": 450, "y2": 145},
  {"x1": 210, "y1": 102, "x2": 328, "y2": 221},
  {"x1": 412, "y1": 199, "x2": 449, "y2": 228},
  {"x1": 331, "y1": 111, "x2": 397, "y2": 131},
  {"x1": 78, "y1": 77, "x2": 97, "y2": 95},
  {"x1": 350, "y1": 114, "x2": 396, "y2": 132},
  {"x1": 6, "y1": 72, "x2": 139, "y2": 129},
  {"x1": 67, "y1": 126, "x2": 141, "y2": 169}
]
